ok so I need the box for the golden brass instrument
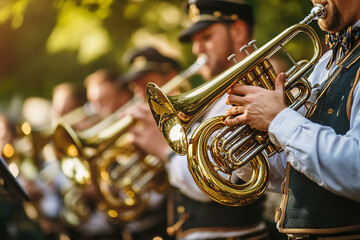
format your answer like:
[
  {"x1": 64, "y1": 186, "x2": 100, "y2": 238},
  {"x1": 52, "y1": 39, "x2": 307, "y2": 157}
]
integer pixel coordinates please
[
  {"x1": 146, "y1": 4, "x2": 325, "y2": 206},
  {"x1": 18, "y1": 100, "x2": 97, "y2": 169},
  {"x1": 4, "y1": 99, "x2": 98, "y2": 228},
  {"x1": 53, "y1": 55, "x2": 207, "y2": 221},
  {"x1": 60, "y1": 185, "x2": 94, "y2": 227}
]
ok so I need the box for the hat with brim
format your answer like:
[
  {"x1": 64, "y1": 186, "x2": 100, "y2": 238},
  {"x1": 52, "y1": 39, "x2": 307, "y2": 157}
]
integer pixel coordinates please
[
  {"x1": 179, "y1": 20, "x2": 217, "y2": 42},
  {"x1": 122, "y1": 47, "x2": 181, "y2": 84},
  {"x1": 179, "y1": 0, "x2": 254, "y2": 43},
  {"x1": 121, "y1": 69, "x2": 149, "y2": 85},
  {"x1": 122, "y1": 62, "x2": 173, "y2": 84}
]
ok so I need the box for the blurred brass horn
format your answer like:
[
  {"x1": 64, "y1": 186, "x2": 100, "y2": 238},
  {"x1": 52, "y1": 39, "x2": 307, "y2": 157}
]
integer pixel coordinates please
[
  {"x1": 146, "y1": 4, "x2": 325, "y2": 206},
  {"x1": 53, "y1": 54, "x2": 207, "y2": 221}
]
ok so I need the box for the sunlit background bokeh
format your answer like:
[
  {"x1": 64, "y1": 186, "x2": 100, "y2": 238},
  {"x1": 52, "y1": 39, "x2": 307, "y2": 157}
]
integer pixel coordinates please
[{"x1": 0, "y1": 0, "x2": 324, "y2": 121}]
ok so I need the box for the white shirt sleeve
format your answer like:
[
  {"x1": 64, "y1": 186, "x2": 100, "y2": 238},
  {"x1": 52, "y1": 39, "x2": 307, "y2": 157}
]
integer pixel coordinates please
[
  {"x1": 166, "y1": 95, "x2": 229, "y2": 202},
  {"x1": 268, "y1": 48, "x2": 360, "y2": 202}
]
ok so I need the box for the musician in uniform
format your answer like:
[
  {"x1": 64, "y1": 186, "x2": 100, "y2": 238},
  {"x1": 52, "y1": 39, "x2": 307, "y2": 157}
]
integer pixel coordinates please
[
  {"x1": 0, "y1": 114, "x2": 45, "y2": 240},
  {"x1": 120, "y1": 46, "x2": 182, "y2": 240},
  {"x1": 51, "y1": 82, "x2": 93, "y2": 131},
  {"x1": 84, "y1": 68, "x2": 133, "y2": 119},
  {"x1": 224, "y1": 0, "x2": 360, "y2": 239},
  {"x1": 53, "y1": 82, "x2": 123, "y2": 239},
  {"x1": 122, "y1": 46, "x2": 182, "y2": 100},
  {"x1": 51, "y1": 81, "x2": 126, "y2": 239},
  {"x1": 125, "y1": 1, "x2": 273, "y2": 239}
]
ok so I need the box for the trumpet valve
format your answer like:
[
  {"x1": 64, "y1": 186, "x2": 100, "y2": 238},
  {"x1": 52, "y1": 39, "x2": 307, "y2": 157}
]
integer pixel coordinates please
[
  {"x1": 239, "y1": 44, "x2": 250, "y2": 55},
  {"x1": 255, "y1": 133, "x2": 267, "y2": 143},
  {"x1": 227, "y1": 53, "x2": 237, "y2": 64},
  {"x1": 248, "y1": 40, "x2": 258, "y2": 50}
]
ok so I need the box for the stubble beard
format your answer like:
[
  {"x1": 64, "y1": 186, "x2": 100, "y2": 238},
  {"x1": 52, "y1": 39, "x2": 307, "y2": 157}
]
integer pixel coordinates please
[
  {"x1": 201, "y1": 25, "x2": 236, "y2": 80},
  {"x1": 212, "y1": 59, "x2": 231, "y2": 78},
  {"x1": 318, "y1": 3, "x2": 341, "y2": 33},
  {"x1": 200, "y1": 56, "x2": 233, "y2": 81},
  {"x1": 207, "y1": 48, "x2": 234, "y2": 80}
]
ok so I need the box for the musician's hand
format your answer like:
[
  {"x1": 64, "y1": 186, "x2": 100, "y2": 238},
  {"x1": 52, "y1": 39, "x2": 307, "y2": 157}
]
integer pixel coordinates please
[
  {"x1": 224, "y1": 72, "x2": 287, "y2": 131},
  {"x1": 119, "y1": 103, "x2": 172, "y2": 162}
]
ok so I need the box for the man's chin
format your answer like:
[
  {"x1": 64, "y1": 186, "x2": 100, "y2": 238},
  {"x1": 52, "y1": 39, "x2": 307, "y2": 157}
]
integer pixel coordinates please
[
  {"x1": 318, "y1": 20, "x2": 338, "y2": 33},
  {"x1": 199, "y1": 68, "x2": 212, "y2": 81},
  {"x1": 200, "y1": 65, "x2": 226, "y2": 81}
]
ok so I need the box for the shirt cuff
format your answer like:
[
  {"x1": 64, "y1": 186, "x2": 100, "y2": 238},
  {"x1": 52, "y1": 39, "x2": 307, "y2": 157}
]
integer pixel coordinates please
[{"x1": 268, "y1": 108, "x2": 308, "y2": 147}]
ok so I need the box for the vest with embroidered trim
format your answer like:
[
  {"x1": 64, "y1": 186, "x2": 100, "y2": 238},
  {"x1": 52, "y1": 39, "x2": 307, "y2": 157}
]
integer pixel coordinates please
[
  {"x1": 277, "y1": 43, "x2": 360, "y2": 235},
  {"x1": 167, "y1": 187, "x2": 265, "y2": 238}
]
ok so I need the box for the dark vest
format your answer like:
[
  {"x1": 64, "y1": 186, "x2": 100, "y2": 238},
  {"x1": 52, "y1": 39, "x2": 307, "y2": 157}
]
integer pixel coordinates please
[
  {"x1": 167, "y1": 187, "x2": 265, "y2": 238},
  {"x1": 276, "y1": 42, "x2": 360, "y2": 235}
]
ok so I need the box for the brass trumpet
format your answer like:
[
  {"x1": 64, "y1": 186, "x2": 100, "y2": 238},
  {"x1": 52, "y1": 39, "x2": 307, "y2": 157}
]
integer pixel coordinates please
[
  {"x1": 146, "y1": 4, "x2": 325, "y2": 206},
  {"x1": 53, "y1": 55, "x2": 207, "y2": 221}
]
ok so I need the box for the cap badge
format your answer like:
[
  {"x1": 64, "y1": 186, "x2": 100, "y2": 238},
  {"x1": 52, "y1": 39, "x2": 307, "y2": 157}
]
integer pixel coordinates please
[
  {"x1": 133, "y1": 56, "x2": 147, "y2": 69},
  {"x1": 189, "y1": 4, "x2": 200, "y2": 23}
]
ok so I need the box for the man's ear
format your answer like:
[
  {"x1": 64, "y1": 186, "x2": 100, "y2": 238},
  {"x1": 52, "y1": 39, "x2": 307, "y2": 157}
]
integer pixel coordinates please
[{"x1": 230, "y1": 19, "x2": 250, "y2": 46}]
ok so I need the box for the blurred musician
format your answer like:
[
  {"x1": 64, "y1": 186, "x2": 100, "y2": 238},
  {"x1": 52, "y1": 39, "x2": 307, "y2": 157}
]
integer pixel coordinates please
[
  {"x1": 19, "y1": 81, "x2": 123, "y2": 239},
  {"x1": 120, "y1": 46, "x2": 182, "y2": 240},
  {"x1": 0, "y1": 113, "x2": 45, "y2": 239},
  {"x1": 51, "y1": 82, "x2": 95, "y2": 131},
  {"x1": 54, "y1": 79, "x2": 128, "y2": 239},
  {"x1": 84, "y1": 68, "x2": 132, "y2": 119},
  {"x1": 123, "y1": 47, "x2": 182, "y2": 100}
]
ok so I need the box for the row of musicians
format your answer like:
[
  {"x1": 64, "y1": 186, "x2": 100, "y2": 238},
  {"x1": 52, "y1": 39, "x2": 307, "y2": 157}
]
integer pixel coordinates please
[{"x1": 0, "y1": 25, "x2": 284, "y2": 240}]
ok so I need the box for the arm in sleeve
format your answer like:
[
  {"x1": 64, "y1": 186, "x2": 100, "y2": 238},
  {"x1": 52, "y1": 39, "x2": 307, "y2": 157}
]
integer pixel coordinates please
[
  {"x1": 268, "y1": 85, "x2": 360, "y2": 201},
  {"x1": 166, "y1": 153, "x2": 212, "y2": 202},
  {"x1": 266, "y1": 151, "x2": 287, "y2": 193},
  {"x1": 165, "y1": 96, "x2": 230, "y2": 203}
]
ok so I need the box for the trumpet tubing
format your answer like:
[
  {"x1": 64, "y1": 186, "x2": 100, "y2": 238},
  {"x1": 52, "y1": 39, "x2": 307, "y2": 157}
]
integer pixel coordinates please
[{"x1": 146, "y1": 4, "x2": 325, "y2": 206}]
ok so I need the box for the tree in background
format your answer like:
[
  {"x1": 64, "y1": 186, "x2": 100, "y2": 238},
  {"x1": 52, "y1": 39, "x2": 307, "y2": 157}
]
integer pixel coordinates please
[{"x1": 0, "y1": 0, "x2": 323, "y2": 117}]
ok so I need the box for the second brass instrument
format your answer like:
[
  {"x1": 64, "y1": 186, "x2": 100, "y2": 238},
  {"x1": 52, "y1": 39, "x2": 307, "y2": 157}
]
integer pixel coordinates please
[
  {"x1": 53, "y1": 55, "x2": 207, "y2": 221},
  {"x1": 146, "y1": 4, "x2": 325, "y2": 206}
]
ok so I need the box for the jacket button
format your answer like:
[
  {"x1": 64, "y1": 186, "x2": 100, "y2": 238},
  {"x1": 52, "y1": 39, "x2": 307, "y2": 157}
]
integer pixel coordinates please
[{"x1": 177, "y1": 206, "x2": 185, "y2": 214}]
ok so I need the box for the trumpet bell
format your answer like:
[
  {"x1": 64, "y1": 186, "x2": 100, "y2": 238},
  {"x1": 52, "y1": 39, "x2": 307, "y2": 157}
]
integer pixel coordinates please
[
  {"x1": 53, "y1": 123, "x2": 91, "y2": 185},
  {"x1": 146, "y1": 54, "x2": 209, "y2": 156},
  {"x1": 147, "y1": 83, "x2": 188, "y2": 155}
]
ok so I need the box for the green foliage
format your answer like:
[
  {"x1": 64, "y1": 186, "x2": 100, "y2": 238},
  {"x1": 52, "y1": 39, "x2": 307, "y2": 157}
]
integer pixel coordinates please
[{"x1": 0, "y1": 0, "x2": 326, "y2": 117}]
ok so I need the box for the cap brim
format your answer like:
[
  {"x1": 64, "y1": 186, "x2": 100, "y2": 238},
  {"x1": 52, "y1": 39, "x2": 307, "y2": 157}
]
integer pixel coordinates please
[
  {"x1": 179, "y1": 20, "x2": 216, "y2": 42},
  {"x1": 122, "y1": 70, "x2": 150, "y2": 84}
]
